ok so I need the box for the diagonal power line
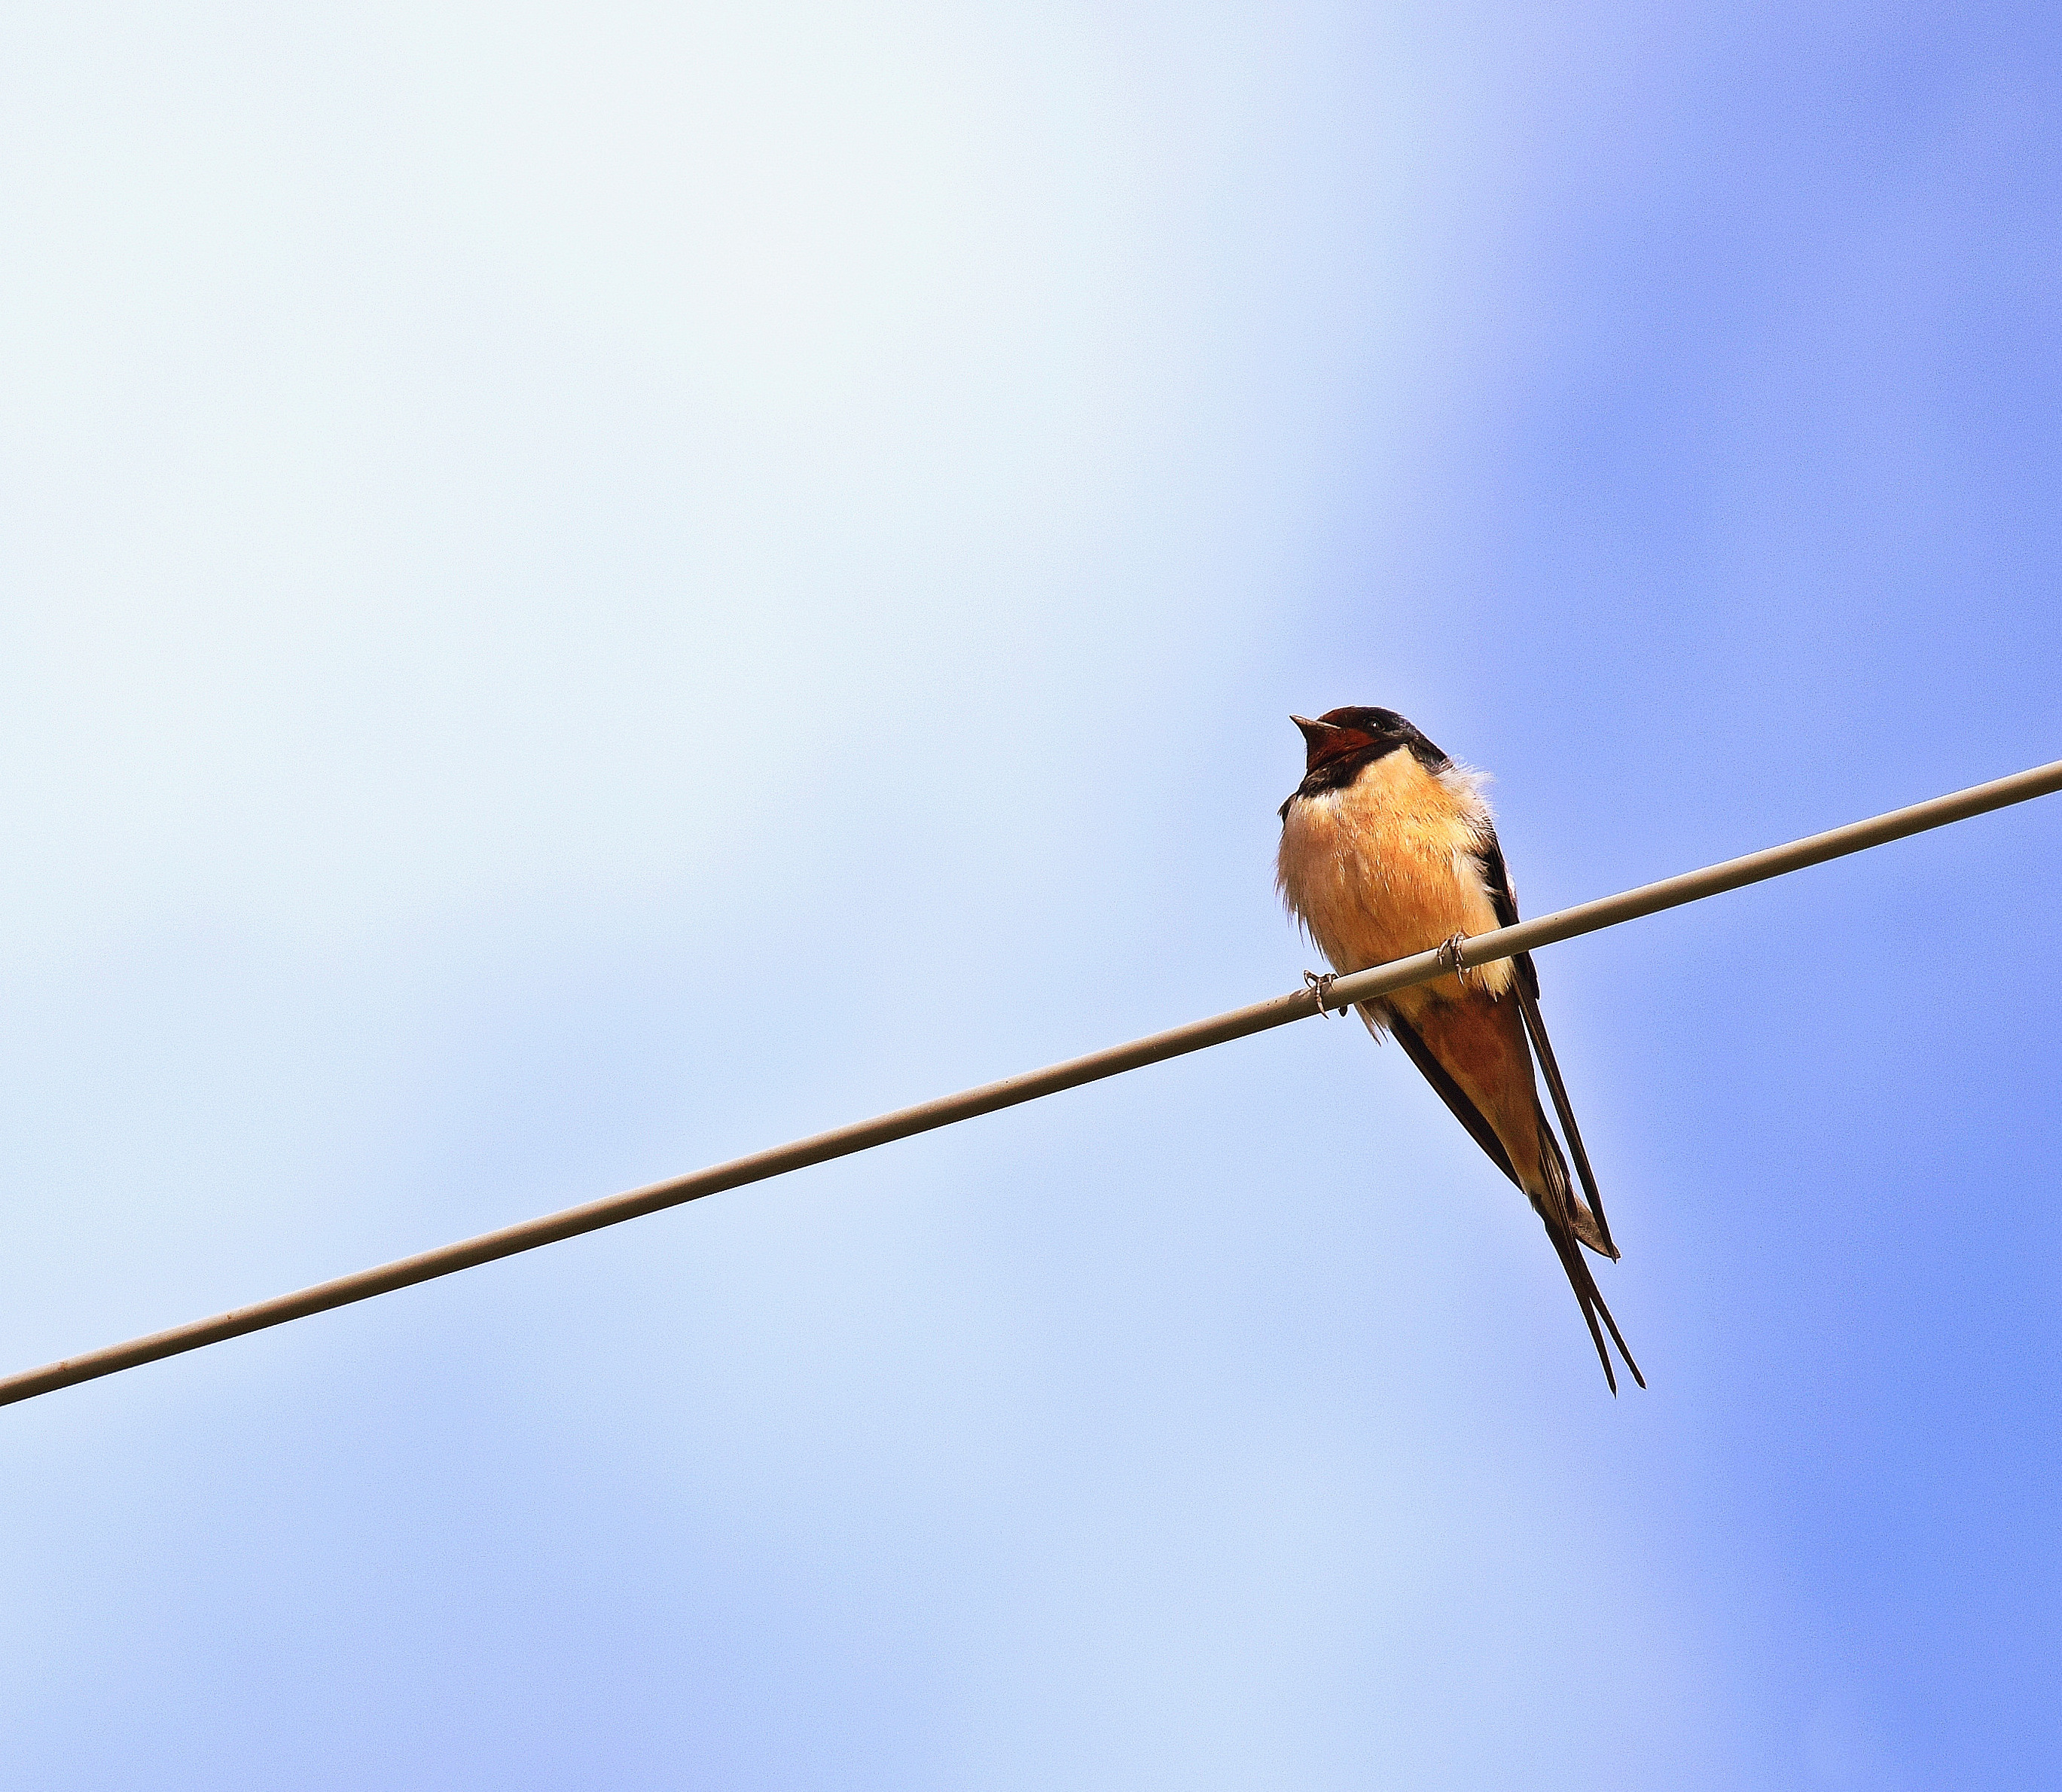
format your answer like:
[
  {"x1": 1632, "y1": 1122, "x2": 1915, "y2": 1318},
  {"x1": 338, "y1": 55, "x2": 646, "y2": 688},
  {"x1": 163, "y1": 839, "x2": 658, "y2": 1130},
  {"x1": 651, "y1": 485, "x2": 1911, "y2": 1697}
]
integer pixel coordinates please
[{"x1": 5, "y1": 757, "x2": 2060, "y2": 1411}]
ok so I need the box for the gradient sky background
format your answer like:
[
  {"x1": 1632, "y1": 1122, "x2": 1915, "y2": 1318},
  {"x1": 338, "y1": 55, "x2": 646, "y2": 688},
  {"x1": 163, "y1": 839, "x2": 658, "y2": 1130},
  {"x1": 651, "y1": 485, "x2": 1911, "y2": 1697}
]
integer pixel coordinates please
[{"x1": 3, "y1": 3, "x2": 2059, "y2": 1787}]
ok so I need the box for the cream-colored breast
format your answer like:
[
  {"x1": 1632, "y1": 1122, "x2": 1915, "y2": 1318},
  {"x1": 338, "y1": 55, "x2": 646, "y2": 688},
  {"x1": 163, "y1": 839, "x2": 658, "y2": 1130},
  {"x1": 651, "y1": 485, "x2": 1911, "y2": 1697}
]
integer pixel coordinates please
[{"x1": 1277, "y1": 748, "x2": 1511, "y2": 1002}]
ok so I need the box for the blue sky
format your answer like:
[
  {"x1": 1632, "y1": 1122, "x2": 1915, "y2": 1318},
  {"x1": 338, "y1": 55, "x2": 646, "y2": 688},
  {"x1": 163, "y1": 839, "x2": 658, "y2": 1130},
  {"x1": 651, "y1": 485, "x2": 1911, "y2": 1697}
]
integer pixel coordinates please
[{"x1": 2, "y1": 4, "x2": 2058, "y2": 1786}]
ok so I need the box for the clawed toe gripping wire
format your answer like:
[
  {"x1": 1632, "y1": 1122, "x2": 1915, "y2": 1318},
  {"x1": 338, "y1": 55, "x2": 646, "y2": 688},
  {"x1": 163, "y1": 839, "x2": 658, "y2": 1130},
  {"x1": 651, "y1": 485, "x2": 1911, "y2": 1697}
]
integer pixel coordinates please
[
  {"x1": 1304, "y1": 969, "x2": 1340, "y2": 1015},
  {"x1": 1439, "y1": 933, "x2": 1470, "y2": 986}
]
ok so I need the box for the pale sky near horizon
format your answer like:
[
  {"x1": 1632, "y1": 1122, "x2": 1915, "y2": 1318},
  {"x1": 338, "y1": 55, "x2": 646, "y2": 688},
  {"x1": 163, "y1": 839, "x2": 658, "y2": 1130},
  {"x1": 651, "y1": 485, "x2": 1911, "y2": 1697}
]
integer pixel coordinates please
[{"x1": 4, "y1": 5, "x2": 2059, "y2": 1786}]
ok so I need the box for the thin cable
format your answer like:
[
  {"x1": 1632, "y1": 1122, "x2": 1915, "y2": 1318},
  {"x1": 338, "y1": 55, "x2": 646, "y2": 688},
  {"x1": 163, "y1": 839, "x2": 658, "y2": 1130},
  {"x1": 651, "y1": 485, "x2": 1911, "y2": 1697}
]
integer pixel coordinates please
[{"x1": 4, "y1": 756, "x2": 2059, "y2": 1410}]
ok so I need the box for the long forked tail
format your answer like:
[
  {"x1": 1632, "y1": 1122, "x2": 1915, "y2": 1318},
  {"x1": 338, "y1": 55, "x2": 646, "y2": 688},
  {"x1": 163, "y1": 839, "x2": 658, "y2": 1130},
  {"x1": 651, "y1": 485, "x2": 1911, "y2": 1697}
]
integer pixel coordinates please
[{"x1": 1542, "y1": 1216, "x2": 1645, "y2": 1394}]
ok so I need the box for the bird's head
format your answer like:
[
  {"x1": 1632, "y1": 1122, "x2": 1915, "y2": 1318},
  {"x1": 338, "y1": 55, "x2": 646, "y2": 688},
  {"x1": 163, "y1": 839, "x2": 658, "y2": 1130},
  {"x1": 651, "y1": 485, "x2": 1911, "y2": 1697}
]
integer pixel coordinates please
[{"x1": 1290, "y1": 707, "x2": 1414, "y2": 775}]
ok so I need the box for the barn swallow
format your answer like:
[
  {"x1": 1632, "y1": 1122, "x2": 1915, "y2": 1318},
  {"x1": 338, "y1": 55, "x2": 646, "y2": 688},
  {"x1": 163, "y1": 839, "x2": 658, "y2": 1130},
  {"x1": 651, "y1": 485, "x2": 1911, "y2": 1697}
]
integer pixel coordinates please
[{"x1": 1276, "y1": 707, "x2": 1643, "y2": 1391}]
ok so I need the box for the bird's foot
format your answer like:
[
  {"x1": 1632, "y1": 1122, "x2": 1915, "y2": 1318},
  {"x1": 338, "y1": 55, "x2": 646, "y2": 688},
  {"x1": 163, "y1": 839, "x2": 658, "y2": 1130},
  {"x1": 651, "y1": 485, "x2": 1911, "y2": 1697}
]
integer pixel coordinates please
[
  {"x1": 1303, "y1": 969, "x2": 1340, "y2": 1015},
  {"x1": 1439, "y1": 932, "x2": 1471, "y2": 986}
]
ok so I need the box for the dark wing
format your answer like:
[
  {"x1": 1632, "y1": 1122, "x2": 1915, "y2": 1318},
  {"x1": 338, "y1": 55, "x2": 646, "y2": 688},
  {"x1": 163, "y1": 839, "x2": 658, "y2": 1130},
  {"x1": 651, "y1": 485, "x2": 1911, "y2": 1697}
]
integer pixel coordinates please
[
  {"x1": 1382, "y1": 1006, "x2": 1521, "y2": 1188},
  {"x1": 1470, "y1": 819, "x2": 1539, "y2": 997},
  {"x1": 1473, "y1": 820, "x2": 1618, "y2": 1257}
]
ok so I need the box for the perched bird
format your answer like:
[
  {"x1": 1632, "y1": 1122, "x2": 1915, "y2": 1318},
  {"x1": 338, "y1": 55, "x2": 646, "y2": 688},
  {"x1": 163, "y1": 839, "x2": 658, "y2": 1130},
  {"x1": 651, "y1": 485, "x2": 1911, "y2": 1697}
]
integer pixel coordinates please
[{"x1": 1276, "y1": 707, "x2": 1643, "y2": 1391}]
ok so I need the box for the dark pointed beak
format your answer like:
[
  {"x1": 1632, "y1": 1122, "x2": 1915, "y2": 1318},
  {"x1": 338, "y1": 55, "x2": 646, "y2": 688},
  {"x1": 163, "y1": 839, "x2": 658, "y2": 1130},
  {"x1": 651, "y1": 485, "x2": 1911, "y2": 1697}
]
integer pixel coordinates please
[{"x1": 1292, "y1": 714, "x2": 1338, "y2": 748}]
